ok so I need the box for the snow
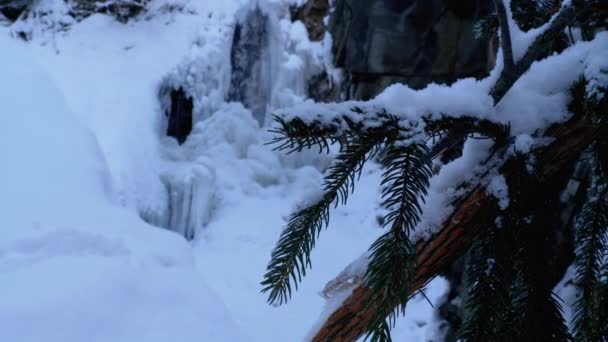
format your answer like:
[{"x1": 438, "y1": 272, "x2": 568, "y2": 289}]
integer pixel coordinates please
[
  {"x1": 0, "y1": 1, "x2": 448, "y2": 341},
  {"x1": 417, "y1": 138, "x2": 496, "y2": 240},
  {"x1": 271, "y1": 30, "x2": 608, "y2": 244},
  {"x1": 0, "y1": 32, "x2": 245, "y2": 342},
  {"x1": 277, "y1": 31, "x2": 608, "y2": 139},
  {"x1": 513, "y1": 133, "x2": 535, "y2": 154},
  {"x1": 487, "y1": 175, "x2": 510, "y2": 210},
  {"x1": 5, "y1": 0, "x2": 601, "y2": 339}
]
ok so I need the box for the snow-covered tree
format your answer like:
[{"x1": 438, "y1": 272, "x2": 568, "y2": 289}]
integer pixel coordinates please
[{"x1": 262, "y1": 0, "x2": 608, "y2": 340}]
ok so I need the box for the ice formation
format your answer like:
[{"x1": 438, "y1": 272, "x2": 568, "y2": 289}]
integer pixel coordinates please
[{"x1": 227, "y1": 3, "x2": 275, "y2": 125}]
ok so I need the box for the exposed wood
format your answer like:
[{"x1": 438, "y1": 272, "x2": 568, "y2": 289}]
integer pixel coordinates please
[{"x1": 310, "y1": 113, "x2": 599, "y2": 342}]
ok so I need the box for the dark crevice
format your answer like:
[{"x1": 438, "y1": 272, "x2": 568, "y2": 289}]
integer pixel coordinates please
[{"x1": 165, "y1": 88, "x2": 193, "y2": 145}]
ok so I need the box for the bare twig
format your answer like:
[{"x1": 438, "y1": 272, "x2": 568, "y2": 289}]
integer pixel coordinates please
[
  {"x1": 494, "y1": 0, "x2": 515, "y2": 74},
  {"x1": 491, "y1": 4, "x2": 581, "y2": 103}
]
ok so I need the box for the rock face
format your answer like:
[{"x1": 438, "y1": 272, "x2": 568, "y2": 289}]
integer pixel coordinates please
[
  {"x1": 329, "y1": 0, "x2": 496, "y2": 100},
  {"x1": 165, "y1": 88, "x2": 194, "y2": 145},
  {"x1": 291, "y1": 0, "x2": 329, "y2": 41},
  {"x1": 228, "y1": 5, "x2": 272, "y2": 126}
]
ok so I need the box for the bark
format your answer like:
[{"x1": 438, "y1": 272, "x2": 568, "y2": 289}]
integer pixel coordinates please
[{"x1": 311, "y1": 113, "x2": 599, "y2": 342}]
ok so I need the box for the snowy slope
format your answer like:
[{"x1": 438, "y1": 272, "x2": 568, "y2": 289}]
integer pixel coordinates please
[
  {"x1": 0, "y1": 32, "x2": 246, "y2": 342},
  {"x1": 0, "y1": 1, "x2": 448, "y2": 341}
]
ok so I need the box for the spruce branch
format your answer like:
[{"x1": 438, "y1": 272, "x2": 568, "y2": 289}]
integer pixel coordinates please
[
  {"x1": 576, "y1": 0, "x2": 608, "y2": 40},
  {"x1": 261, "y1": 127, "x2": 392, "y2": 305},
  {"x1": 474, "y1": 13, "x2": 498, "y2": 40},
  {"x1": 379, "y1": 141, "x2": 432, "y2": 234},
  {"x1": 504, "y1": 157, "x2": 572, "y2": 341},
  {"x1": 310, "y1": 110, "x2": 598, "y2": 342},
  {"x1": 573, "y1": 157, "x2": 608, "y2": 342},
  {"x1": 425, "y1": 116, "x2": 510, "y2": 157},
  {"x1": 362, "y1": 141, "x2": 432, "y2": 341},
  {"x1": 597, "y1": 277, "x2": 608, "y2": 340},
  {"x1": 268, "y1": 115, "x2": 341, "y2": 154},
  {"x1": 511, "y1": 0, "x2": 561, "y2": 31},
  {"x1": 459, "y1": 221, "x2": 512, "y2": 342},
  {"x1": 268, "y1": 108, "x2": 399, "y2": 153},
  {"x1": 424, "y1": 116, "x2": 510, "y2": 141}
]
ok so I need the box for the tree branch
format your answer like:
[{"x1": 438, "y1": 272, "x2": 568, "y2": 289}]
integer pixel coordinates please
[
  {"x1": 494, "y1": 0, "x2": 515, "y2": 74},
  {"x1": 490, "y1": 4, "x2": 581, "y2": 103},
  {"x1": 303, "y1": 4, "x2": 601, "y2": 340},
  {"x1": 310, "y1": 113, "x2": 599, "y2": 342}
]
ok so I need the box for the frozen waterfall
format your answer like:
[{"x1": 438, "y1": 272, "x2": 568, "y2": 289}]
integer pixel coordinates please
[
  {"x1": 149, "y1": 0, "x2": 321, "y2": 241},
  {"x1": 227, "y1": 4, "x2": 275, "y2": 125},
  {"x1": 161, "y1": 161, "x2": 216, "y2": 241}
]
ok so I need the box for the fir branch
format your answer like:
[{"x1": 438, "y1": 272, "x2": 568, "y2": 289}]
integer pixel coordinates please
[
  {"x1": 268, "y1": 115, "x2": 341, "y2": 154},
  {"x1": 268, "y1": 108, "x2": 398, "y2": 154},
  {"x1": 597, "y1": 138, "x2": 608, "y2": 183},
  {"x1": 459, "y1": 222, "x2": 512, "y2": 342},
  {"x1": 261, "y1": 128, "x2": 392, "y2": 305},
  {"x1": 474, "y1": 13, "x2": 498, "y2": 40},
  {"x1": 576, "y1": 0, "x2": 608, "y2": 41},
  {"x1": 597, "y1": 277, "x2": 608, "y2": 340},
  {"x1": 364, "y1": 229, "x2": 416, "y2": 342},
  {"x1": 309, "y1": 111, "x2": 599, "y2": 342},
  {"x1": 573, "y1": 158, "x2": 608, "y2": 342},
  {"x1": 510, "y1": 284, "x2": 573, "y2": 342},
  {"x1": 425, "y1": 116, "x2": 510, "y2": 143},
  {"x1": 504, "y1": 156, "x2": 572, "y2": 341},
  {"x1": 511, "y1": 0, "x2": 561, "y2": 31},
  {"x1": 362, "y1": 141, "x2": 432, "y2": 340},
  {"x1": 424, "y1": 116, "x2": 510, "y2": 162}
]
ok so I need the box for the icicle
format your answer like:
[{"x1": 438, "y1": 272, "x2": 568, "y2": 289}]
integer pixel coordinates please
[{"x1": 160, "y1": 161, "x2": 216, "y2": 240}]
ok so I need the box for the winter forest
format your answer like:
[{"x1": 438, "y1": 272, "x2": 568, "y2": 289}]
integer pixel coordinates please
[{"x1": 0, "y1": 0, "x2": 607, "y2": 341}]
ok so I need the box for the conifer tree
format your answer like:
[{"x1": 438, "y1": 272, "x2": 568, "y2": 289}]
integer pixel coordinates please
[{"x1": 261, "y1": 1, "x2": 607, "y2": 340}]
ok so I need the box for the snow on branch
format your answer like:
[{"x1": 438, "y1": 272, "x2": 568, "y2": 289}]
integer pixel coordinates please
[{"x1": 490, "y1": 3, "x2": 580, "y2": 103}]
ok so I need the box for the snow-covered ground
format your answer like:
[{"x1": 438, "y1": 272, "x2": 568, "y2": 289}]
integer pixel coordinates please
[{"x1": 0, "y1": 1, "x2": 448, "y2": 341}]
